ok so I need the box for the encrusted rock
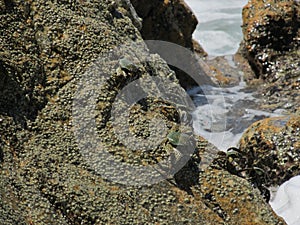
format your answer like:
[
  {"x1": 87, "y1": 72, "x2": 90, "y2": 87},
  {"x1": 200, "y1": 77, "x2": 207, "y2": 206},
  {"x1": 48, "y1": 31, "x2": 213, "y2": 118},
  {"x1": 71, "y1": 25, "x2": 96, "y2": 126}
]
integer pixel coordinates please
[
  {"x1": 0, "y1": 0, "x2": 287, "y2": 224},
  {"x1": 131, "y1": 0, "x2": 210, "y2": 89},
  {"x1": 238, "y1": 114, "x2": 300, "y2": 189},
  {"x1": 240, "y1": 0, "x2": 299, "y2": 80},
  {"x1": 196, "y1": 168, "x2": 286, "y2": 225},
  {"x1": 236, "y1": 0, "x2": 300, "y2": 113}
]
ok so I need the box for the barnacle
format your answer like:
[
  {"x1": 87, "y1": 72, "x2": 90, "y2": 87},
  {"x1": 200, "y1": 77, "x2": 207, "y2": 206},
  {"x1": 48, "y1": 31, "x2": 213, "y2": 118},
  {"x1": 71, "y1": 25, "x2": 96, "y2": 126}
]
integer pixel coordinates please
[{"x1": 212, "y1": 147, "x2": 271, "y2": 202}]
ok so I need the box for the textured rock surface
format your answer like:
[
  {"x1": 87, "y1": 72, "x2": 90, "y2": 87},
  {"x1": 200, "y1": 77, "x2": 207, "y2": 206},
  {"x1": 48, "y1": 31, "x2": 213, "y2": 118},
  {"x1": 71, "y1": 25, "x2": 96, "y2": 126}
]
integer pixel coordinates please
[
  {"x1": 0, "y1": 0, "x2": 286, "y2": 224},
  {"x1": 235, "y1": 0, "x2": 300, "y2": 192},
  {"x1": 238, "y1": 114, "x2": 300, "y2": 189},
  {"x1": 131, "y1": 0, "x2": 197, "y2": 50},
  {"x1": 197, "y1": 168, "x2": 285, "y2": 225},
  {"x1": 240, "y1": 0, "x2": 299, "y2": 79},
  {"x1": 131, "y1": 0, "x2": 210, "y2": 89},
  {"x1": 237, "y1": 0, "x2": 300, "y2": 112}
]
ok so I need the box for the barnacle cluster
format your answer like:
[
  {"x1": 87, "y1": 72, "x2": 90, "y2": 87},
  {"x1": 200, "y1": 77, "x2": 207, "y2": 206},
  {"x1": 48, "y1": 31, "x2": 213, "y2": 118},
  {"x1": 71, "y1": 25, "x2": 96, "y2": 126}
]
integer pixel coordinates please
[
  {"x1": 0, "y1": 0, "x2": 293, "y2": 224},
  {"x1": 241, "y1": 0, "x2": 299, "y2": 81}
]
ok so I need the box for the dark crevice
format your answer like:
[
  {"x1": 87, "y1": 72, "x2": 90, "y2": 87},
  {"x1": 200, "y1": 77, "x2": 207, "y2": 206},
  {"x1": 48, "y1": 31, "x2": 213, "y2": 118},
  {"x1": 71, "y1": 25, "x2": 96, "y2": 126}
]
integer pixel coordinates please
[
  {"x1": 3, "y1": 0, "x2": 14, "y2": 12},
  {"x1": 202, "y1": 191, "x2": 228, "y2": 220},
  {"x1": 0, "y1": 60, "x2": 47, "y2": 127},
  {"x1": 174, "y1": 157, "x2": 200, "y2": 195}
]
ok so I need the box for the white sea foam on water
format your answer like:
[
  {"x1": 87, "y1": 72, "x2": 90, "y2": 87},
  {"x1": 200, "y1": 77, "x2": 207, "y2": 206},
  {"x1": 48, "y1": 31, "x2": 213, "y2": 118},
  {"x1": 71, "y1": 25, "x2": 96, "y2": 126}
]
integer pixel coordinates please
[
  {"x1": 185, "y1": 0, "x2": 248, "y2": 56},
  {"x1": 270, "y1": 176, "x2": 300, "y2": 225},
  {"x1": 189, "y1": 79, "x2": 271, "y2": 151}
]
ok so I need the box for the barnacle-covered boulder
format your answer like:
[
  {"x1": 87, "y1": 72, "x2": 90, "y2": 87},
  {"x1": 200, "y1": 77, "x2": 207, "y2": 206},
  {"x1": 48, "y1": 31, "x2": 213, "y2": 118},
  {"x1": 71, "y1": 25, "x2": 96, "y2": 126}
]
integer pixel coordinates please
[
  {"x1": 238, "y1": 114, "x2": 300, "y2": 189},
  {"x1": 196, "y1": 168, "x2": 286, "y2": 224},
  {"x1": 240, "y1": 0, "x2": 299, "y2": 80},
  {"x1": 0, "y1": 0, "x2": 286, "y2": 224},
  {"x1": 236, "y1": 0, "x2": 300, "y2": 113}
]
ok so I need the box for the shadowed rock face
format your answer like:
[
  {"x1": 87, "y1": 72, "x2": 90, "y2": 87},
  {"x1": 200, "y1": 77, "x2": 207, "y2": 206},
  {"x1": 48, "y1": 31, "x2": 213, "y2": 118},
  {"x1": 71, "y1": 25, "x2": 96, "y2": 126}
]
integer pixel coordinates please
[
  {"x1": 131, "y1": 0, "x2": 197, "y2": 49},
  {"x1": 240, "y1": 0, "x2": 299, "y2": 80},
  {"x1": 0, "y1": 0, "x2": 286, "y2": 224},
  {"x1": 131, "y1": 0, "x2": 211, "y2": 89}
]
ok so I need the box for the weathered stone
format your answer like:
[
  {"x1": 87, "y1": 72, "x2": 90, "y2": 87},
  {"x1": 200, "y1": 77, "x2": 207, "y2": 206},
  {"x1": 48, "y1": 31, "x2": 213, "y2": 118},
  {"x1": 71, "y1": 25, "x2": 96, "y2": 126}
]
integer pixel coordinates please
[
  {"x1": 240, "y1": 0, "x2": 299, "y2": 80},
  {"x1": 0, "y1": 0, "x2": 286, "y2": 224},
  {"x1": 131, "y1": 0, "x2": 211, "y2": 89},
  {"x1": 238, "y1": 114, "x2": 300, "y2": 189},
  {"x1": 197, "y1": 168, "x2": 286, "y2": 225},
  {"x1": 131, "y1": 0, "x2": 197, "y2": 49},
  {"x1": 236, "y1": 0, "x2": 300, "y2": 113}
]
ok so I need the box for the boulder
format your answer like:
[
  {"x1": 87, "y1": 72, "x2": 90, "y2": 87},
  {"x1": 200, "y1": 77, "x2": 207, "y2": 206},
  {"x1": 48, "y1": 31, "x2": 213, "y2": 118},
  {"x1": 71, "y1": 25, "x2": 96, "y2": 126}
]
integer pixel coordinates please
[
  {"x1": 237, "y1": 114, "x2": 300, "y2": 190},
  {"x1": 131, "y1": 0, "x2": 211, "y2": 89},
  {"x1": 236, "y1": 0, "x2": 300, "y2": 113},
  {"x1": 240, "y1": 0, "x2": 299, "y2": 80},
  {"x1": 0, "y1": 0, "x2": 286, "y2": 224},
  {"x1": 131, "y1": 0, "x2": 198, "y2": 50}
]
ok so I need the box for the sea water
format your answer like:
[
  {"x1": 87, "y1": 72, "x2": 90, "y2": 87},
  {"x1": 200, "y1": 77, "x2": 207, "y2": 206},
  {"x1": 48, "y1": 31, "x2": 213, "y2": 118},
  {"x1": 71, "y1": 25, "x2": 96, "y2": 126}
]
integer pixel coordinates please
[
  {"x1": 184, "y1": 1, "x2": 299, "y2": 224},
  {"x1": 185, "y1": 0, "x2": 248, "y2": 56},
  {"x1": 188, "y1": 78, "x2": 282, "y2": 151}
]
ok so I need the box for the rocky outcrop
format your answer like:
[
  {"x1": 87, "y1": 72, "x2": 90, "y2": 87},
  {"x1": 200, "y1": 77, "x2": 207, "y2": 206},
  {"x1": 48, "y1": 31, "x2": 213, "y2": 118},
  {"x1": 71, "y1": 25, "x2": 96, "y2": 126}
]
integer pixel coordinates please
[
  {"x1": 0, "y1": 0, "x2": 285, "y2": 224},
  {"x1": 237, "y1": 0, "x2": 300, "y2": 112},
  {"x1": 131, "y1": 0, "x2": 210, "y2": 89},
  {"x1": 197, "y1": 168, "x2": 285, "y2": 224},
  {"x1": 131, "y1": 0, "x2": 197, "y2": 50},
  {"x1": 237, "y1": 114, "x2": 300, "y2": 189},
  {"x1": 240, "y1": 0, "x2": 299, "y2": 80}
]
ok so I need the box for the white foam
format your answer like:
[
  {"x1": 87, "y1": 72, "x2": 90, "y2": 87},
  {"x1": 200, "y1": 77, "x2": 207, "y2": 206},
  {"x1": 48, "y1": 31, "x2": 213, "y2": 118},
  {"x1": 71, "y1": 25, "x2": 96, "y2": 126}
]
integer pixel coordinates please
[
  {"x1": 191, "y1": 83, "x2": 250, "y2": 151},
  {"x1": 270, "y1": 176, "x2": 300, "y2": 225},
  {"x1": 185, "y1": 0, "x2": 248, "y2": 56},
  {"x1": 244, "y1": 108, "x2": 282, "y2": 118},
  {"x1": 190, "y1": 79, "x2": 284, "y2": 151}
]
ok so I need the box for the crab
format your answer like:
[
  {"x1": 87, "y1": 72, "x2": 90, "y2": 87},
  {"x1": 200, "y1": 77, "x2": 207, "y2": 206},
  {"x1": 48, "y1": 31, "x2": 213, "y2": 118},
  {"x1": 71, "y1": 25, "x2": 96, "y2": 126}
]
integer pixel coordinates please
[{"x1": 118, "y1": 57, "x2": 138, "y2": 73}]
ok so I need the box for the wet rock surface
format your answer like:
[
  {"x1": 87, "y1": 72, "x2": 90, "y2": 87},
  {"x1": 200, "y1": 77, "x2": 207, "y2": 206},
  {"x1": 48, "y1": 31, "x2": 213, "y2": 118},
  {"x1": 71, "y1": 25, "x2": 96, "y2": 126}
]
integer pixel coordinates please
[
  {"x1": 240, "y1": 0, "x2": 299, "y2": 79},
  {"x1": 237, "y1": 0, "x2": 300, "y2": 113},
  {"x1": 227, "y1": 0, "x2": 300, "y2": 201},
  {"x1": 238, "y1": 114, "x2": 300, "y2": 189},
  {"x1": 0, "y1": 0, "x2": 287, "y2": 224}
]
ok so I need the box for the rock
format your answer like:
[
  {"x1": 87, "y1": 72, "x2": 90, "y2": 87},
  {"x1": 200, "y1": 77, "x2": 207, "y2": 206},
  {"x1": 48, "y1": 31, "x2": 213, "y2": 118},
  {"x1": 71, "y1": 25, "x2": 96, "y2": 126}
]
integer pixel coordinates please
[
  {"x1": 192, "y1": 38, "x2": 208, "y2": 57},
  {"x1": 131, "y1": 0, "x2": 197, "y2": 49},
  {"x1": 117, "y1": 0, "x2": 142, "y2": 30},
  {"x1": 0, "y1": 0, "x2": 286, "y2": 224},
  {"x1": 0, "y1": 140, "x2": 3, "y2": 163},
  {"x1": 131, "y1": 0, "x2": 211, "y2": 89},
  {"x1": 237, "y1": 114, "x2": 300, "y2": 189},
  {"x1": 240, "y1": 0, "x2": 299, "y2": 80},
  {"x1": 202, "y1": 55, "x2": 245, "y2": 86},
  {"x1": 196, "y1": 168, "x2": 286, "y2": 225},
  {"x1": 236, "y1": 0, "x2": 300, "y2": 113},
  {"x1": 0, "y1": 1, "x2": 5, "y2": 13}
]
